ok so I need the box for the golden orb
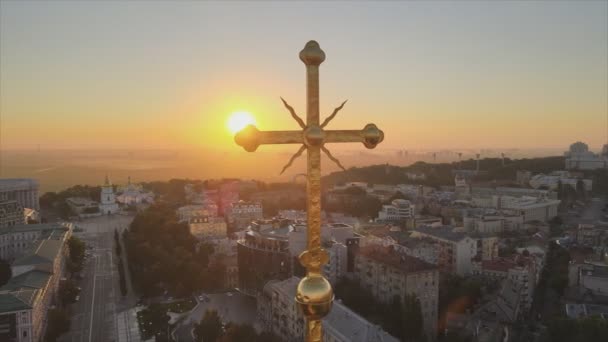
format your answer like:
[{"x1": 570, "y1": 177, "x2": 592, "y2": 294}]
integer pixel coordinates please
[
  {"x1": 299, "y1": 40, "x2": 326, "y2": 66},
  {"x1": 362, "y1": 123, "x2": 385, "y2": 149},
  {"x1": 234, "y1": 124, "x2": 260, "y2": 152},
  {"x1": 295, "y1": 274, "x2": 334, "y2": 320}
]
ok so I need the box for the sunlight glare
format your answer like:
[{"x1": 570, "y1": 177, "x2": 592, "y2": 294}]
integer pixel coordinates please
[{"x1": 227, "y1": 111, "x2": 256, "y2": 134}]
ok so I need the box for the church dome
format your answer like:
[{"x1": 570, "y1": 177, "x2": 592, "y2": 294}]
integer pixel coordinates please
[{"x1": 569, "y1": 141, "x2": 589, "y2": 153}]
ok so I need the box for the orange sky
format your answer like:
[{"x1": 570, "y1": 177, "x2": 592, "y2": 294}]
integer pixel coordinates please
[{"x1": 1, "y1": 1, "x2": 607, "y2": 152}]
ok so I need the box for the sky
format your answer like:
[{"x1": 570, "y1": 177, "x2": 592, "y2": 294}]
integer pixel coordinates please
[{"x1": 1, "y1": 1, "x2": 607, "y2": 152}]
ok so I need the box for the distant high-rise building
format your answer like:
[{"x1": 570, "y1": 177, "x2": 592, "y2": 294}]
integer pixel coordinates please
[
  {"x1": 377, "y1": 199, "x2": 415, "y2": 222},
  {"x1": 354, "y1": 245, "x2": 439, "y2": 340},
  {"x1": 564, "y1": 141, "x2": 608, "y2": 170},
  {"x1": 411, "y1": 226, "x2": 478, "y2": 276},
  {"x1": 226, "y1": 200, "x2": 263, "y2": 230},
  {"x1": 0, "y1": 179, "x2": 39, "y2": 211},
  {"x1": 237, "y1": 220, "x2": 291, "y2": 297}
]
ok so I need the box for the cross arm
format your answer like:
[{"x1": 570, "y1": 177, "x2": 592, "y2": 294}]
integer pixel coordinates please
[
  {"x1": 235, "y1": 125, "x2": 303, "y2": 152},
  {"x1": 324, "y1": 124, "x2": 384, "y2": 149}
]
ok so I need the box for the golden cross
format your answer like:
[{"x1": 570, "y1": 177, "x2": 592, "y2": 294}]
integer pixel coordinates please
[{"x1": 234, "y1": 40, "x2": 384, "y2": 342}]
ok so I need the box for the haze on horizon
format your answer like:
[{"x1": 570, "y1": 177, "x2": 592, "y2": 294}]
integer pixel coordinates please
[{"x1": 1, "y1": 1, "x2": 607, "y2": 154}]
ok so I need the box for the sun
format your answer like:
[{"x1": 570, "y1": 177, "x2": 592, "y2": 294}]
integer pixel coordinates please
[{"x1": 227, "y1": 111, "x2": 256, "y2": 134}]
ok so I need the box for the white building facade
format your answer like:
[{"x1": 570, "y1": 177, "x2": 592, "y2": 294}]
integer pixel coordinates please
[
  {"x1": 99, "y1": 176, "x2": 119, "y2": 215},
  {"x1": 564, "y1": 141, "x2": 608, "y2": 170},
  {"x1": 0, "y1": 201, "x2": 25, "y2": 228},
  {"x1": 529, "y1": 171, "x2": 592, "y2": 192},
  {"x1": 116, "y1": 177, "x2": 154, "y2": 205},
  {"x1": 411, "y1": 226, "x2": 477, "y2": 276},
  {"x1": 355, "y1": 245, "x2": 439, "y2": 340},
  {"x1": 188, "y1": 216, "x2": 227, "y2": 240},
  {"x1": 378, "y1": 199, "x2": 415, "y2": 222},
  {"x1": 227, "y1": 201, "x2": 263, "y2": 230},
  {"x1": 0, "y1": 179, "x2": 39, "y2": 211}
]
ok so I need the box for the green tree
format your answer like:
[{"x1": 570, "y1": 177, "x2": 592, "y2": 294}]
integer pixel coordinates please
[
  {"x1": 194, "y1": 309, "x2": 223, "y2": 342},
  {"x1": 57, "y1": 201, "x2": 74, "y2": 220},
  {"x1": 139, "y1": 304, "x2": 170, "y2": 340},
  {"x1": 389, "y1": 191, "x2": 408, "y2": 202},
  {"x1": 439, "y1": 331, "x2": 473, "y2": 342},
  {"x1": 68, "y1": 236, "x2": 85, "y2": 264},
  {"x1": 115, "y1": 242, "x2": 122, "y2": 256},
  {"x1": 334, "y1": 277, "x2": 376, "y2": 317},
  {"x1": 439, "y1": 274, "x2": 482, "y2": 315},
  {"x1": 58, "y1": 279, "x2": 79, "y2": 306},
  {"x1": 575, "y1": 179, "x2": 587, "y2": 200},
  {"x1": 256, "y1": 331, "x2": 282, "y2": 342},
  {"x1": 402, "y1": 294, "x2": 424, "y2": 342},
  {"x1": 44, "y1": 308, "x2": 70, "y2": 342},
  {"x1": 219, "y1": 323, "x2": 257, "y2": 342},
  {"x1": 67, "y1": 236, "x2": 86, "y2": 275},
  {"x1": 385, "y1": 296, "x2": 403, "y2": 339},
  {"x1": 0, "y1": 259, "x2": 11, "y2": 286},
  {"x1": 542, "y1": 317, "x2": 608, "y2": 342},
  {"x1": 123, "y1": 202, "x2": 220, "y2": 297}
]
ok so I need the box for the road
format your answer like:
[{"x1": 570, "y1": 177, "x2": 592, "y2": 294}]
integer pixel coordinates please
[
  {"x1": 61, "y1": 214, "x2": 139, "y2": 342},
  {"x1": 173, "y1": 293, "x2": 259, "y2": 341}
]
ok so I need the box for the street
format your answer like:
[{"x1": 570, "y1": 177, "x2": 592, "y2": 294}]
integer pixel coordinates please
[
  {"x1": 61, "y1": 215, "x2": 140, "y2": 342},
  {"x1": 173, "y1": 292, "x2": 259, "y2": 341}
]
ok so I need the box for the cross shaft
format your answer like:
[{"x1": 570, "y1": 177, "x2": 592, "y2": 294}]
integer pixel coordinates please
[{"x1": 233, "y1": 40, "x2": 384, "y2": 342}]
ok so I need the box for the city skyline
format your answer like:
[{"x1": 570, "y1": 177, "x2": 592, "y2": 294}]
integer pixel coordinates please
[{"x1": 1, "y1": 1, "x2": 607, "y2": 152}]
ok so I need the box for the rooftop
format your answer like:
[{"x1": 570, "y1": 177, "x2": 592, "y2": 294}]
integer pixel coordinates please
[
  {"x1": 398, "y1": 236, "x2": 437, "y2": 249},
  {"x1": 0, "y1": 270, "x2": 51, "y2": 291},
  {"x1": 413, "y1": 225, "x2": 469, "y2": 242},
  {"x1": 479, "y1": 258, "x2": 517, "y2": 273},
  {"x1": 0, "y1": 178, "x2": 39, "y2": 190},
  {"x1": 0, "y1": 222, "x2": 71, "y2": 236},
  {"x1": 66, "y1": 196, "x2": 98, "y2": 206},
  {"x1": 358, "y1": 245, "x2": 436, "y2": 274},
  {"x1": 177, "y1": 204, "x2": 209, "y2": 211},
  {"x1": 583, "y1": 265, "x2": 608, "y2": 279},
  {"x1": 12, "y1": 239, "x2": 64, "y2": 267},
  {"x1": 263, "y1": 277, "x2": 399, "y2": 342},
  {"x1": 0, "y1": 289, "x2": 37, "y2": 313},
  {"x1": 231, "y1": 200, "x2": 261, "y2": 207},
  {"x1": 564, "y1": 303, "x2": 608, "y2": 319},
  {"x1": 245, "y1": 219, "x2": 294, "y2": 240},
  {"x1": 325, "y1": 299, "x2": 399, "y2": 342}
]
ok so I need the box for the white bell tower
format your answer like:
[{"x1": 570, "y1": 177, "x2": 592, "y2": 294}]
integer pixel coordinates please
[{"x1": 99, "y1": 174, "x2": 119, "y2": 214}]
